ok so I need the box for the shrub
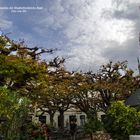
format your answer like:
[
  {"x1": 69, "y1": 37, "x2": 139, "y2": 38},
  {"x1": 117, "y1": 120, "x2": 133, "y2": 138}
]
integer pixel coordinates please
[
  {"x1": 104, "y1": 101, "x2": 140, "y2": 140},
  {"x1": 84, "y1": 110, "x2": 103, "y2": 140}
]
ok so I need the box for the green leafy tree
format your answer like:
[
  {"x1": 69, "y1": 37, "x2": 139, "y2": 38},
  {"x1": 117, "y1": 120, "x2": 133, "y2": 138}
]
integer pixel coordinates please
[
  {"x1": 0, "y1": 35, "x2": 54, "y2": 139},
  {"x1": 45, "y1": 68, "x2": 73, "y2": 129},
  {"x1": 70, "y1": 72, "x2": 98, "y2": 113},
  {"x1": 92, "y1": 61, "x2": 140, "y2": 112},
  {"x1": 0, "y1": 86, "x2": 31, "y2": 140},
  {"x1": 105, "y1": 101, "x2": 140, "y2": 140}
]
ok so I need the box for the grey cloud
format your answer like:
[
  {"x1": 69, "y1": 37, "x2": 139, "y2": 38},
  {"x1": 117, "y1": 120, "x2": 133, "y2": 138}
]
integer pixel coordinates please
[
  {"x1": 113, "y1": 3, "x2": 139, "y2": 20},
  {"x1": 0, "y1": 19, "x2": 13, "y2": 30},
  {"x1": 102, "y1": 39, "x2": 140, "y2": 71},
  {"x1": 27, "y1": 0, "x2": 140, "y2": 72}
]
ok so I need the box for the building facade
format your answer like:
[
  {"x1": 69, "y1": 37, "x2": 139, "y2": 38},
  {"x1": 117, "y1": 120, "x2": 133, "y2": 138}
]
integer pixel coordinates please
[{"x1": 33, "y1": 108, "x2": 87, "y2": 128}]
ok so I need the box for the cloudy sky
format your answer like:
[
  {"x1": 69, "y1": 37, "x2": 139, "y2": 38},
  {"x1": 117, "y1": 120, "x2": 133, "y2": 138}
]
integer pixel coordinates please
[{"x1": 0, "y1": 0, "x2": 140, "y2": 72}]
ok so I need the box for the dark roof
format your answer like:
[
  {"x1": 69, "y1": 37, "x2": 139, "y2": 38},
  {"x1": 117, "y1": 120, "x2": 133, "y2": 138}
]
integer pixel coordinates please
[{"x1": 125, "y1": 88, "x2": 140, "y2": 106}]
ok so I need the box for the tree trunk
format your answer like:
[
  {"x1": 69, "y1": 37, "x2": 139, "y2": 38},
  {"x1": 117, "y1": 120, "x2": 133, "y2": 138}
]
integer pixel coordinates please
[
  {"x1": 49, "y1": 112, "x2": 55, "y2": 126},
  {"x1": 59, "y1": 111, "x2": 64, "y2": 129},
  {"x1": 90, "y1": 133, "x2": 94, "y2": 140}
]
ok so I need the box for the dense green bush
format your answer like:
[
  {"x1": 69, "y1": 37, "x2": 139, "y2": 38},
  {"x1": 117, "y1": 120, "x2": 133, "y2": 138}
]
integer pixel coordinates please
[
  {"x1": 0, "y1": 86, "x2": 31, "y2": 140},
  {"x1": 104, "y1": 101, "x2": 140, "y2": 140}
]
